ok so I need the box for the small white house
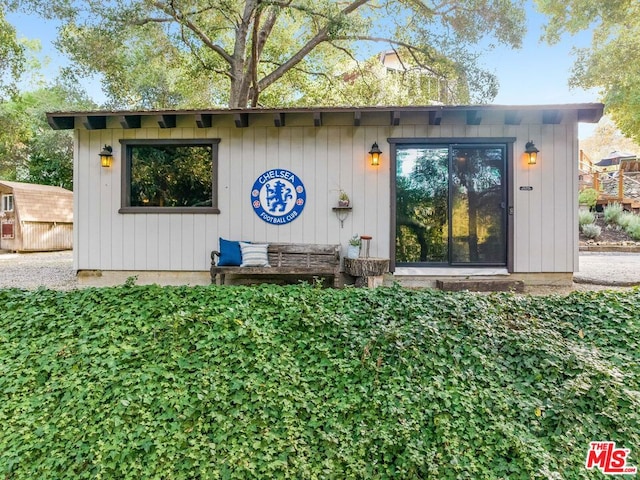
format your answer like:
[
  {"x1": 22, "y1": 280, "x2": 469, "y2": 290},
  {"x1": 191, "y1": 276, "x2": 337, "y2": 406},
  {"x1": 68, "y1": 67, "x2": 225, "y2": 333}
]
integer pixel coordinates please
[{"x1": 47, "y1": 104, "x2": 603, "y2": 287}]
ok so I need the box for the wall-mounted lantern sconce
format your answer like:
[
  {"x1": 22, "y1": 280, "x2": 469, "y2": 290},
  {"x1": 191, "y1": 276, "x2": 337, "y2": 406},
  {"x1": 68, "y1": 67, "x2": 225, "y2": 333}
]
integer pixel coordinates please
[
  {"x1": 369, "y1": 142, "x2": 382, "y2": 166},
  {"x1": 525, "y1": 141, "x2": 539, "y2": 165},
  {"x1": 99, "y1": 145, "x2": 113, "y2": 168}
]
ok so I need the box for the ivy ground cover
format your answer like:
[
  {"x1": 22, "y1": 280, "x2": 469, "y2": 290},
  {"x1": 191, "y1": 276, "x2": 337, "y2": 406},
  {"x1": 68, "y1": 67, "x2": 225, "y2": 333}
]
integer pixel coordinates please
[{"x1": 0, "y1": 284, "x2": 638, "y2": 479}]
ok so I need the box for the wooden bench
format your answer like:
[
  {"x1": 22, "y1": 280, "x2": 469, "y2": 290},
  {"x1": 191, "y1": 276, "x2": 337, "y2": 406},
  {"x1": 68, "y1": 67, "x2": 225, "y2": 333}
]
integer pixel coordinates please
[{"x1": 210, "y1": 243, "x2": 341, "y2": 287}]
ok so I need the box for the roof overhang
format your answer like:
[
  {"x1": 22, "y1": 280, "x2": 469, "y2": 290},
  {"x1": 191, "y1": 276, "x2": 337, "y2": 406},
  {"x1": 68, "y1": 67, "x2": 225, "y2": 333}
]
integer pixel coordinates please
[{"x1": 46, "y1": 104, "x2": 605, "y2": 130}]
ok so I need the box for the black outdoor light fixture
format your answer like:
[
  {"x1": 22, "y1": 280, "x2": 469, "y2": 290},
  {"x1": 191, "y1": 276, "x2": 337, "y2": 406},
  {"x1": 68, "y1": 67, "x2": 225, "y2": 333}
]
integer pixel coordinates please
[
  {"x1": 525, "y1": 140, "x2": 539, "y2": 165},
  {"x1": 369, "y1": 142, "x2": 382, "y2": 166},
  {"x1": 99, "y1": 145, "x2": 113, "y2": 168}
]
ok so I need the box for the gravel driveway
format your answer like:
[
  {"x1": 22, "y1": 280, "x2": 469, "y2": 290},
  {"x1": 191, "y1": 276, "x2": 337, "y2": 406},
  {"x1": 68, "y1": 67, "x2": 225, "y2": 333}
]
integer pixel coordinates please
[
  {"x1": 0, "y1": 250, "x2": 76, "y2": 290},
  {"x1": 0, "y1": 250, "x2": 638, "y2": 292}
]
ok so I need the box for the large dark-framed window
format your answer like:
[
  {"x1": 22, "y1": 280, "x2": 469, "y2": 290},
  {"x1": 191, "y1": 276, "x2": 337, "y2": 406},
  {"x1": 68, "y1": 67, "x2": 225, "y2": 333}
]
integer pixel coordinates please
[{"x1": 119, "y1": 139, "x2": 220, "y2": 214}]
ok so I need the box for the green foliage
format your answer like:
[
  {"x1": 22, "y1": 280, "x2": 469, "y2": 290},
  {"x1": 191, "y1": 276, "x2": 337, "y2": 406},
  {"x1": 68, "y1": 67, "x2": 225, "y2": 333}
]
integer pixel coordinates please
[
  {"x1": 0, "y1": 85, "x2": 93, "y2": 187},
  {"x1": 580, "y1": 222, "x2": 601, "y2": 239},
  {"x1": 130, "y1": 144, "x2": 212, "y2": 207},
  {"x1": 578, "y1": 188, "x2": 598, "y2": 208},
  {"x1": 625, "y1": 217, "x2": 640, "y2": 240},
  {"x1": 1, "y1": 284, "x2": 639, "y2": 479},
  {"x1": 617, "y1": 212, "x2": 637, "y2": 230},
  {"x1": 537, "y1": 0, "x2": 640, "y2": 143},
  {"x1": 610, "y1": 211, "x2": 640, "y2": 240},
  {"x1": 13, "y1": 0, "x2": 526, "y2": 108},
  {"x1": 0, "y1": 8, "x2": 25, "y2": 97},
  {"x1": 603, "y1": 202, "x2": 624, "y2": 225},
  {"x1": 577, "y1": 209, "x2": 594, "y2": 227}
]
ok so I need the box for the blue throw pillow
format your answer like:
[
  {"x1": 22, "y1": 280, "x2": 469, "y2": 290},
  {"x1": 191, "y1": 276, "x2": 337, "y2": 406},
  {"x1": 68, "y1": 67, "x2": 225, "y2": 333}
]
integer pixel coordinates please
[{"x1": 218, "y1": 238, "x2": 243, "y2": 266}]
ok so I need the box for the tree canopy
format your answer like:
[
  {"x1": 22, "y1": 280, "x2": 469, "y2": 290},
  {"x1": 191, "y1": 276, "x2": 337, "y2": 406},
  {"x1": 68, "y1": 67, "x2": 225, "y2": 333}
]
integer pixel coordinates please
[
  {"x1": 536, "y1": 0, "x2": 640, "y2": 143},
  {"x1": 0, "y1": 84, "x2": 94, "y2": 188},
  {"x1": 0, "y1": 4, "x2": 25, "y2": 96},
  {"x1": 12, "y1": 0, "x2": 527, "y2": 109}
]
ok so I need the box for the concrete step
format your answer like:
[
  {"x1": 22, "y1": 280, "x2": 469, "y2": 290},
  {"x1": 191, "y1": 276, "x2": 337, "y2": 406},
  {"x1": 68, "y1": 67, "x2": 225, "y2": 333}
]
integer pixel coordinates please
[{"x1": 436, "y1": 279, "x2": 525, "y2": 292}]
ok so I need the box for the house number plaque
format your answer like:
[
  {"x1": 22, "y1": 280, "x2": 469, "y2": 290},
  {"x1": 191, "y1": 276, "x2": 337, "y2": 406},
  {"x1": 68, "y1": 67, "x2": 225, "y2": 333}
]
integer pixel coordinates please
[
  {"x1": 251, "y1": 169, "x2": 306, "y2": 225},
  {"x1": 519, "y1": 186, "x2": 534, "y2": 191}
]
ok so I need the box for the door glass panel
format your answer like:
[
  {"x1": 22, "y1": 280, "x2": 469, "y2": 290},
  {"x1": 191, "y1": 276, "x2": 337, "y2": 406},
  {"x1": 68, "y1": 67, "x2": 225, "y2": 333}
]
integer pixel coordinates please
[
  {"x1": 396, "y1": 147, "x2": 449, "y2": 263},
  {"x1": 450, "y1": 146, "x2": 506, "y2": 264}
]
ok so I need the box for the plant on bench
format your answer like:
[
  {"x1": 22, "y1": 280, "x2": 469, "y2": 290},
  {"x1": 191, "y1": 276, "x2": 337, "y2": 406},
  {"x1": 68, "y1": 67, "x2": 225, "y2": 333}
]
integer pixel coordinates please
[{"x1": 210, "y1": 238, "x2": 341, "y2": 287}]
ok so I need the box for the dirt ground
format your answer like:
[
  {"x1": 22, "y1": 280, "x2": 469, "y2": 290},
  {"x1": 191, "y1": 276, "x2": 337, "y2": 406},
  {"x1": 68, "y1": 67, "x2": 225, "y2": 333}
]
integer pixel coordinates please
[{"x1": 0, "y1": 250, "x2": 638, "y2": 295}]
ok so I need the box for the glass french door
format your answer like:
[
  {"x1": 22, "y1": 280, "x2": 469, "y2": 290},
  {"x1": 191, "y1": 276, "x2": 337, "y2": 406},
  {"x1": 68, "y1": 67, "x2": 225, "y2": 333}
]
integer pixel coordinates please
[{"x1": 395, "y1": 144, "x2": 507, "y2": 266}]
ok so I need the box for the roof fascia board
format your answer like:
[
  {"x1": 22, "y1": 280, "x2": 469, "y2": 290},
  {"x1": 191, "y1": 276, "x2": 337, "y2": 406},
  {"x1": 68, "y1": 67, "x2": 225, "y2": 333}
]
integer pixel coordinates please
[{"x1": 46, "y1": 104, "x2": 605, "y2": 130}]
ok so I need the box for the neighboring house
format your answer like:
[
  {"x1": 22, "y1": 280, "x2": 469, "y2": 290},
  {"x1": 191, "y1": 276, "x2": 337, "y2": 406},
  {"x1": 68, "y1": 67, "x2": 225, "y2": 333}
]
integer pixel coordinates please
[
  {"x1": 378, "y1": 51, "x2": 453, "y2": 104},
  {"x1": 47, "y1": 104, "x2": 603, "y2": 287},
  {"x1": 0, "y1": 180, "x2": 73, "y2": 252},
  {"x1": 342, "y1": 51, "x2": 456, "y2": 105}
]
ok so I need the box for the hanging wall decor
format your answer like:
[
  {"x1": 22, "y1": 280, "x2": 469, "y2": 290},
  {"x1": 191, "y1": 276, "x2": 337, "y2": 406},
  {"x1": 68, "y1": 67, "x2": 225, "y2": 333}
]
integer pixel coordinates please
[{"x1": 251, "y1": 169, "x2": 306, "y2": 225}]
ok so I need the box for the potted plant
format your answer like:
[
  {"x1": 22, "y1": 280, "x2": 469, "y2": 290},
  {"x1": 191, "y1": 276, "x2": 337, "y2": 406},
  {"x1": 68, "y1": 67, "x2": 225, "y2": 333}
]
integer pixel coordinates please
[
  {"x1": 338, "y1": 190, "x2": 350, "y2": 207},
  {"x1": 578, "y1": 187, "x2": 598, "y2": 211},
  {"x1": 347, "y1": 234, "x2": 361, "y2": 259}
]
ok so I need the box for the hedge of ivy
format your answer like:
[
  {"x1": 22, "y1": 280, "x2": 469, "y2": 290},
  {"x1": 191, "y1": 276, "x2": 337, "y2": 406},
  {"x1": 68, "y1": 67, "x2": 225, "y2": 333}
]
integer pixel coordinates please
[{"x1": 0, "y1": 284, "x2": 638, "y2": 479}]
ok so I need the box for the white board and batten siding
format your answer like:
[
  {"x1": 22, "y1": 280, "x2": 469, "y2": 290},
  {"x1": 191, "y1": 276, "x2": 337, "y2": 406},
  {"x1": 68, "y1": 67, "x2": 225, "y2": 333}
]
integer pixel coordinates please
[
  {"x1": 74, "y1": 108, "x2": 582, "y2": 276},
  {"x1": 75, "y1": 119, "x2": 390, "y2": 273}
]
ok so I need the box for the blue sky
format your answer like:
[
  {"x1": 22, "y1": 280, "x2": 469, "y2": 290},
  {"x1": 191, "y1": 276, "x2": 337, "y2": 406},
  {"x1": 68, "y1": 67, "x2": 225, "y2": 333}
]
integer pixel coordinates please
[
  {"x1": 7, "y1": 1, "x2": 599, "y2": 108},
  {"x1": 483, "y1": 5, "x2": 598, "y2": 105}
]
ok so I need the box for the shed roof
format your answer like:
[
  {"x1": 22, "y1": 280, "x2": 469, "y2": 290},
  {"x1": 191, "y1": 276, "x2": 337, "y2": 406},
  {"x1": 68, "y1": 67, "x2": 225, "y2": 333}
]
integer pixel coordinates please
[
  {"x1": 0, "y1": 180, "x2": 73, "y2": 223},
  {"x1": 46, "y1": 103, "x2": 604, "y2": 130}
]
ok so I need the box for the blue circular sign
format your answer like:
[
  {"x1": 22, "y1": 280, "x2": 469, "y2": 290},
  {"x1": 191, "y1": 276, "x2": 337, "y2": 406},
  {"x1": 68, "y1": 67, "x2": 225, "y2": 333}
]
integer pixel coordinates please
[{"x1": 251, "y1": 169, "x2": 306, "y2": 225}]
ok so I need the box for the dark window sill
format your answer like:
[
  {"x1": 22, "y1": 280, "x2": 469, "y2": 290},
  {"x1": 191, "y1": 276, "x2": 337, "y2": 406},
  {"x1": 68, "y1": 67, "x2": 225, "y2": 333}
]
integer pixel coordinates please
[{"x1": 118, "y1": 207, "x2": 221, "y2": 214}]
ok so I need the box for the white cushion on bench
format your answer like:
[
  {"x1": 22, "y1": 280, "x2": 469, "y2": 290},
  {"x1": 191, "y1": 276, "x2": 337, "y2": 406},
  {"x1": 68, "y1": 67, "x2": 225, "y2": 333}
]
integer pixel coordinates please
[{"x1": 240, "y1": 242, "x2": 271, "y2": 267}]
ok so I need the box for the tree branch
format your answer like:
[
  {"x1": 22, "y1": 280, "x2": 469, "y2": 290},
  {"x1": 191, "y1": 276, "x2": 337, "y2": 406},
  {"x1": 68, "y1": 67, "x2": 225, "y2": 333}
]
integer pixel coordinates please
[
  {"x1": 258, "y1": 0, "x2": 372, "y2": 92},
  {"x1": 151, "y1": 1, "x2": 234, "y2": 65}
]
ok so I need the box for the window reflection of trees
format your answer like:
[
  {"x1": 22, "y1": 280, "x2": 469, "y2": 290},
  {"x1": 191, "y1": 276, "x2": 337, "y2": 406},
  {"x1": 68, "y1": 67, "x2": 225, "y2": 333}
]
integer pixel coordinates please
[
  {"x1": 452, "y1": 148, "x2": 504, "y2": 263},
  {"x1": 130, "y1": 145, "x2": 212, "y2": 207},
  {"x1": 396, "y1": 147, "x2": 449, "y2": 263},
  {"x1": 396, "y1": 145, "x2": 506, "y2": 265}
]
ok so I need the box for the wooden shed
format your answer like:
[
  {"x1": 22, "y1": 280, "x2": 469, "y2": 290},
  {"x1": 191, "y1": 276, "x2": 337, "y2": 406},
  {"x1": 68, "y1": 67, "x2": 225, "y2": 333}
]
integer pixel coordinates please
[
  {"x1": 0, "y1": 180, "x2": 73, "y2": 252},
  {"x1": 46, "y1": 104, "x2": 603, "y2": 287}
]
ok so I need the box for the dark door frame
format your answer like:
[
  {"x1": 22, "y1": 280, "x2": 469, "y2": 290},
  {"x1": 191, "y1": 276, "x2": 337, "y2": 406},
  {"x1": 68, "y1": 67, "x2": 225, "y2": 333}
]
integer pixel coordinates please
[{"x1": 388, "y1": 137, "x2": 515, "y2": 273}]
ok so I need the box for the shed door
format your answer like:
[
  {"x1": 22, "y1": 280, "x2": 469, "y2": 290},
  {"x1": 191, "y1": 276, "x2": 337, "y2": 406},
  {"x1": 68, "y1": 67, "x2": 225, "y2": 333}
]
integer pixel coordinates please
[
  {"x1": 395, "y1": 144, "x2": 507, "y2": 266},
  {"x1": 1, "y1": 221, "x2": 14, "y2": 239}
]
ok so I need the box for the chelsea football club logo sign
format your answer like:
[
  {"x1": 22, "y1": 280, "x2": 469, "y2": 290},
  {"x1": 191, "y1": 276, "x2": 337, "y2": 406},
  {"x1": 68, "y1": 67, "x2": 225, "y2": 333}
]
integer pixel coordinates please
[{"x1": 251, "y1": 169, "x2": 306, "y2": 225}]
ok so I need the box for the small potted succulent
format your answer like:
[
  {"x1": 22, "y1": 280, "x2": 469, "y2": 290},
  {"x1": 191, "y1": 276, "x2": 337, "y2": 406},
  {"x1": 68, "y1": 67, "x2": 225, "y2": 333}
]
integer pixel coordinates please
[
  {"x1": 347, "y1": 234, "x2": 361, "y2": 259},
  {"x1": 338, "y1": 190, "x2": 350, "y2": 207}
]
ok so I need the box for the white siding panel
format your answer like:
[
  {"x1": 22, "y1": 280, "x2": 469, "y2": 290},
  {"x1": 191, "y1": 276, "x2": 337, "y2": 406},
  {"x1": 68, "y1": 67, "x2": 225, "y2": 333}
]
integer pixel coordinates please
[
  {"x1": 134, "y1": 215, "x2": 148, "y2": 270},
  {"x1": 302, "y1": 127, "x2": 318, "y2": 244},
  {"x1": 157, "y1": 216, "x2": 172, "y2": 270},
  {"x1": 540, "y1": 124, "x2": 556, "y2": 272},
  {"x1": 146, "y1": 214, "x2": 159, "y2": 269},
  {"x1": 74, "y1": 130, "x2": 86, "y2": 269},
  {"x1": 314, "y1": 128, "x2": 330, "y2": 243},
  {"x1": 169, "y1": 215, "x2": 182, "y2": 270},
  {"x1": 181, "y1": 215, "x2": 195, "y2": 270},
  {"x1": 571, "y1": 122, "x2": 580, "y2": 273},
  {"x1": 226, "y1": 128, "x2": 243, "y2": 240},
  {"x1": 122, "y1": 213, "x2": 136, "y2": 269}
]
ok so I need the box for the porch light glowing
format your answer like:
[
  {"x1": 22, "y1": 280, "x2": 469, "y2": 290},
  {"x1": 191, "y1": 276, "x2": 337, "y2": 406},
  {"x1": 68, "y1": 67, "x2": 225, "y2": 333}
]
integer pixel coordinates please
[
  {"x1": 99, "y1": 145, "x2": 113, "y2": 168},
  {"x1": 525, "y1": 141, "x2": 539, "y2": 165},
  {"x1": 369, "y1": 142, "x2": 382, "y2": 166}
]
